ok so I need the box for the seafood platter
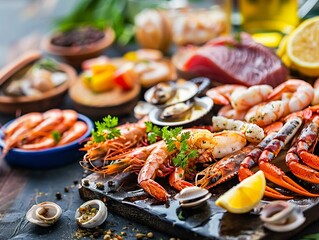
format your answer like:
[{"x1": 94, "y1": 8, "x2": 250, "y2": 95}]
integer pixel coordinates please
[
  {"x1": 77, "y1": 25, "x2": 319, "y2": 239},
  {"x1": 3, "y1": 5, "x2": 319, "y2": 239}
]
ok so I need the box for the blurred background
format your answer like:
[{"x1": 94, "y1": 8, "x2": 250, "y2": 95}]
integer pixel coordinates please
[{"x1": 1, "y1": 0, "x2": 319, "y2": 68}]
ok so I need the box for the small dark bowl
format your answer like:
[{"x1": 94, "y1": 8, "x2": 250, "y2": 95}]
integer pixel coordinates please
[
  {"x1": 42, "y1": 28, "x2": 115, "y2": 67},
  {"x1": 0, "y1": 114, "x2": 93, "y2": 169}
]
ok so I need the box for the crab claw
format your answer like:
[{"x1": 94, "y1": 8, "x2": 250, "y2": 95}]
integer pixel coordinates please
[
  {"x1": 259, "y1": 161, "x2": 319, "y2": 198},
  {"x1": 286, "y1": 147, "x2": 319, "y2": 184},
  {"x1": 299, "y1": 151, "x2": 319, "y2": 171},
  {"x1": 264, "y1": 186, "x2": 292, "y2": 200}
]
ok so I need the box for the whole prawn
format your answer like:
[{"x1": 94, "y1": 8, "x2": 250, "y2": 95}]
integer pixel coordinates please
[{"x1": 82, "y1": 117, "x2": 147, "y2": 161}]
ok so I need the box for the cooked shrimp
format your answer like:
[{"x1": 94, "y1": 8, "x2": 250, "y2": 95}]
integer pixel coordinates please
[
  {"x1": 217, "y1": 105, "x2": 247, "y2": 120},
  {"x1": 58, "y1": 121, "x2": 88, "y2": 146},
  {"x1": 82, "y1": 118, "x2": 147, "y2": 161},
  {"x1": 206, "y1": 84, "x2": 246, "y2": 105},
  {"x1": 212, "y1": 116, "x2": 264, "y2": 143},
  {"x1": 4, "y1": 112, "x2": 43, "y2": 137},
  {"x1": 137, "y1": 129, "x2": 247, "y2": 201},
  {"x1": 268, "y1": 79, "x2": 314, "y2": 116},
  {"x1": 312, "y1": 78, "x2": 319, "y2": 105},
  {"x1": 245, "y1": 100, "x2": 285, "y2": 127},
  {"x1": 134, "y1": 61, "x2": 172, "y2": 88},
  {"x1": 230, "y1": 85, "x2": 273, "y2": 111}
]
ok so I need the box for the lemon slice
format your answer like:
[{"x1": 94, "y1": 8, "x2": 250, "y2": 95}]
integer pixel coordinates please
[
  {"x1": 215, "y1": 170, "x2": 266, "y2": 214},
  {"x1": 287, "y1": 17, "x2": 319, "y2": 76}
]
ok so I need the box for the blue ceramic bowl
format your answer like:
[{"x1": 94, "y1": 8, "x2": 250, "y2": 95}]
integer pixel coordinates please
[{"x1": 0, "y1": 113, "x2": 93, "y2": 169}]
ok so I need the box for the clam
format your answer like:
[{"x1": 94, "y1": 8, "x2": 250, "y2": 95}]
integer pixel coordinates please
[
  {"x1": 134, "y1": 101, "x2": 156, "y2": 119},
  {"x1": 26, "y1": 201, "x2": 62, "y2": 227},
  {"x1": 149, "y1": 82, "x2": 177, "y2": 105},
  {"x1": 75, "y1": 199, "x2": 108, "y2": 228},
  {"x1": 175, "y1": 186, "x2": 212, "y2": 208},
  {"x1": 160, "y1": 100, "x2": 194, "y2": 120},
  {"x1": 260, "y1": 200, "x2": 305, "y2": 232}
]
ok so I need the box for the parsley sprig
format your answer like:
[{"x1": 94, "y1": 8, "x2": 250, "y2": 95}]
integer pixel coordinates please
[
  {"x1": 145, "y1": 122, "x2": 198, "y2": 169},
  {"x1": 51, "y1": 130, "x2": 62, "y2": 144},
  {"x1": 145, "y1": 122, "x2": 162, "y2": 144},
  {"x1": 92, "y1": 115, "x2": 121, "y2": 143}
]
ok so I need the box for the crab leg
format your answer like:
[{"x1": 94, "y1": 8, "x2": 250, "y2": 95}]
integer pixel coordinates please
[
  {"x1": 259, "y1": 116, "x2": 319, "y2": 197},
  {"x1": 238, "y1": 132, "x2": 291, "y2": 199},
  {"x1": 195, "y1": 145, "x2": 255, "y2": 189},
  {"x1": 297, "y1": 116, "x2": 319, "y2": 170},
  {"x1": 285, "y1": 115, "x2": 319, "y2": 183}
]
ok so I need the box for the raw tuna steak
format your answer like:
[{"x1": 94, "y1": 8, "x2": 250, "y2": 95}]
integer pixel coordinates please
[{"x1": 183, "y1": 33, "x2": 288, "y2": 87}]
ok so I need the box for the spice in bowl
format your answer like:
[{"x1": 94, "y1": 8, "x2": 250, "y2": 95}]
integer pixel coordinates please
[{"x1": 51, "y1": 27, "x2": 105, "y2": 47}]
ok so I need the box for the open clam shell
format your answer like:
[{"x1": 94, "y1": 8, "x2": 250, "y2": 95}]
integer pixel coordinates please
[
  {"x1": 149, "y1": 97, "x2": 213, "y2": 127},
  {"x1": 75, "y1": 199, "x2": 108, "y2": 228},
  {"x1": 175, "y1": 186, "x2": 212, "y2": 208},
  {"x1": 144, "y1": 80, "x2": 198, "y2": 108},
  {"x1": 160, "y1": 100, "x2": 194, "y2": 121},
  {"x1": 260, "y1": 200, "x2": 305, "y2": 232},
  {"x1": 26, "y1": 201, "x2": 62, "y2": 227}
]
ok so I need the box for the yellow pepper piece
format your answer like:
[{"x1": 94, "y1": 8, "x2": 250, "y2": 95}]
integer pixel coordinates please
[
  {"x1": 91, "y1": 64, "x2": 116, "y2": 75},
  {"x1": 90, "y1": 71, "x2": 115, "y2": 93},
  {"x1": 123, "y1": 51, "x2": 138, "y2": 61}
]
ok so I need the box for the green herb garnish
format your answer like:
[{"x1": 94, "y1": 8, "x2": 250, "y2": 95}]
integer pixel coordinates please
[
  {"x1": 51, "y1": 130, "x2": 62, "y2": 144},
  {"x1": 92, "y1": 115, "x2": 121, "y2": 143},
  {"x1": 145, "y1": 122, "x2": 198, "y2": 169},
  {"x1": 145, "y1": 121, "x2": 162, "y2": 144},
  {"x1": 33, "y1": 59, "x2": 60, "y2": 72}
]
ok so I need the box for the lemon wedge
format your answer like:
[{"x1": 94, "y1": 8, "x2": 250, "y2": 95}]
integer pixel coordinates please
[
  {"x1": 215, "y1": 170, "x2": 266, "y2": 214},
  {"x1": 287, "y1": 17, "x2": 319, "y2": 76}
]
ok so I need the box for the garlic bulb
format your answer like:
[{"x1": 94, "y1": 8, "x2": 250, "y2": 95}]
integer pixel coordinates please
[{"x1": 135, "y1": 9, "x2": 172, "y2": 52}]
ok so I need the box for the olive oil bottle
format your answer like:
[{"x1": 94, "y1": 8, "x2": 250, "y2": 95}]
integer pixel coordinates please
[{"x1": 240, "y1": 0, "x2": 299, "y2": 47}]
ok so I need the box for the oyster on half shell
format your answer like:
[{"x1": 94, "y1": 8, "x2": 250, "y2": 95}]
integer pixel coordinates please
[
  {"x1": 26, "y1": 201, "x2": 62, "y2": 227},
  {"x1": 260, "y1": 200, "x2": 305, "y2": 232},
  {"x1": 175, "y1": 186, "x2": 212, "y2": 208}
]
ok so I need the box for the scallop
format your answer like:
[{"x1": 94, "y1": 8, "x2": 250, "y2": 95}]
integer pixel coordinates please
[
  {"x1": 75, "y1": 199, "x2": 108, "y2": 228},
  {"x1": 260, "y1": 200, "x2": 305, "y2": 232},
  {"x1": 26, "y1": 201, "x2": 62, "y2": 227},
  {"x1": 175, "y1": 186, "x2": 212, "y2": 208}
]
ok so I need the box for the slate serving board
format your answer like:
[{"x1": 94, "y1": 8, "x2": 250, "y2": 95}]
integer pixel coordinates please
[{"x1": 79, "y1": 154, "x2": 319, "y2": 240}]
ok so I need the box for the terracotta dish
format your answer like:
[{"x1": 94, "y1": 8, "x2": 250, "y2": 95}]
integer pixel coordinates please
[
  {"x1": 41, "y1": 28, "x2": 115, "y2": 67},
  {"x1": 69, "y1": 78, "x2": 141, "y2": 119},
  {"x1": 0, "y1": 50, "x2": 76, "y2": 115}
]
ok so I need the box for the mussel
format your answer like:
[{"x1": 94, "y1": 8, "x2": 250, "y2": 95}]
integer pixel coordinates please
[
  {"x1": 175, "y1": 186, "x2": 212, "y2": 208},
  {"x1": 75, "y1": 199, "x2": 108, "y2": 228},
  {"x1": 160, "y1": 100, "x2": 194, "y2": 121},
  {"x1": 149, "y1": 82, "x2": 177, "y2": 105},
  {"x1": 26, "y1": 201, "x2": 62, "y2": 227},
  {"x1": 260, "y1": 200, "x2": 305, "y2": 232}
]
